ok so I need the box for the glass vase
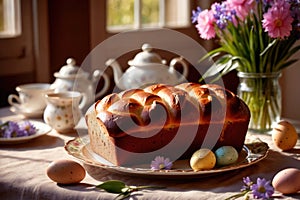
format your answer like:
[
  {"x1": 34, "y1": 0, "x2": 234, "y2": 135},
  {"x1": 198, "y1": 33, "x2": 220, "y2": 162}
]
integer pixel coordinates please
[{"x1": 237, "y1": 72, "x2": 282, "y2": 133}]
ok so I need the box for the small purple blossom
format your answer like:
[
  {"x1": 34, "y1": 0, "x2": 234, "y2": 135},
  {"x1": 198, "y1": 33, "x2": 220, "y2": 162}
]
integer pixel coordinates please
[
  {"x1": 150, "y1": 156, "x2": 173, "y2": 170},
  {"x1": 3, "y1": 121, "x2": 22, "y2": 137},
  {"x1": 212, "y1": 2, "x2": 236, "y2": 29},
  {"x1": 228, "y1": 177, "x2": 274, "y2": 199},
  {"x1": 191, "y1": 7, "x2": 202, "y2": 24},
  {"x1": 251, "y1": 177, "x2": 274, "y2": 199},
  {"x1": 0, "y1": 120, "x2": 37, "y2": 138},
  {"x1": 241, "y1": 176, "x2": 253, "y2": 191},
  {"x1": 19, "y1": 121, "x2": 37, "y2": 136}
]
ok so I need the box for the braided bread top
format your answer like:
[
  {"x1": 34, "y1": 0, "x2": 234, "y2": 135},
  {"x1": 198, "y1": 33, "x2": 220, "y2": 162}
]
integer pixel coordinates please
[{"x1": 95, "y1": 83, "x2": 250, "y2": 138}]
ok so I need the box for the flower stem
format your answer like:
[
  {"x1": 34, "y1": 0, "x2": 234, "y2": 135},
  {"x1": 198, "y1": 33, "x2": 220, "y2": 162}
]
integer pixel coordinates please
[{"x1": 237, "y1": 72, "x2": 281, "y2": 132}]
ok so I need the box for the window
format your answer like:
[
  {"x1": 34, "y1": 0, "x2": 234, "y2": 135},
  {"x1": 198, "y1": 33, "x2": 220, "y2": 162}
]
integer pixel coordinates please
[
  {"x1": 0, "y1": 0, "x2": 21, "y2": 38},
  {"x1": 106, "y1": 0, "x2": 190, "y2": 32},
  {"x1": 0, "y1": 0, "x2": 36, "y2": 77}
]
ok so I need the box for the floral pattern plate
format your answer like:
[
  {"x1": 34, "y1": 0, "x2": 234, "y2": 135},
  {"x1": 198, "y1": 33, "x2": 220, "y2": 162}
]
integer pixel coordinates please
[
  {"x1": 65, "y1": 137, "x2": 269, "y2": 179},
  {"x1": 0, "y1": 120, "x2": 52, "y2": 144}
]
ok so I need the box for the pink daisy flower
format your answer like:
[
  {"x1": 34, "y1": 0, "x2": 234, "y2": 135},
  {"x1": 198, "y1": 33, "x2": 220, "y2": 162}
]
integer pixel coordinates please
[
  {"x1": 262, "y1": 1, "x2": 293, "y2": 39},
  {"x1": 226, "y1": 0, "x2": 255, "y2": 20},
  {"x1": 195, "y1": 9, "x2": 216, "y2": 40}
]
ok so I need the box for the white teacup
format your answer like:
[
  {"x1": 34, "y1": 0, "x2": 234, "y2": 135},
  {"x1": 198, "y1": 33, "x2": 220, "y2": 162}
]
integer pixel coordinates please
[{"x1": 8, "y1": 83, "x2": 54, "y2": 113}]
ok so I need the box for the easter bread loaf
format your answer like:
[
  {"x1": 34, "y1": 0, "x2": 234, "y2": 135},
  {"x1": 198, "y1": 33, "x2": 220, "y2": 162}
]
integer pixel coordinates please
[{"x1": 85, "y1": 83, "x2": 250, "y2": 166}]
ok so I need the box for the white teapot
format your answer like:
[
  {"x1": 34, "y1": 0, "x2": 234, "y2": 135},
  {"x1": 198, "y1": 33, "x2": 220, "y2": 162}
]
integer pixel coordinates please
[
  {"x1": 105, "y1": 43, "x2": 188, "y2": 90},
  {"x1": 50, "y1": 58, "x2": 110, "y2": 111}
]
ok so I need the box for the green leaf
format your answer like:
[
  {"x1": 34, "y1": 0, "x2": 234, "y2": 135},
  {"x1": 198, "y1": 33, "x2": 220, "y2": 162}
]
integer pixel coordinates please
[
  {"x1": 285, "y1": 45, "x2": 300, "y2": 60},
  {"x1": 277, "y1": 59, "x2": 298, "y2": 71},
  {"x1": 260, "y1": 39, "x2": 277, "y2": 57},
  {"x1": 199, "y1": 47, "x2": 223, "y2": 62},
  {"x1": 96, "y1": 180, "x2": 127, "y2": 194},
  {"x1": 201, "y1": 59, "x2": 229, "y2": 78},
  {"x1": 273, "y1": 44, "x2": 300, "y2": 71}
]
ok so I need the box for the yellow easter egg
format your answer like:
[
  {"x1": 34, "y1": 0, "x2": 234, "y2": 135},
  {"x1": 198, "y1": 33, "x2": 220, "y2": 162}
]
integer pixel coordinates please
[{"x1": 190, "y1": 148, "x2": 216, "y2": 171}]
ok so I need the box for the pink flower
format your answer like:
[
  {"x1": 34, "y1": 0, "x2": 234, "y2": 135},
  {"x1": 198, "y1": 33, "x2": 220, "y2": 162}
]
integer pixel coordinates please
[
  {"x1": 195, "y1": 9, "x2": 216, "y2": 40},
  {"x1": 262, "y1": 1, "x2": 293, "y2": 39},
  {"x1": 226, "y1": 0, "x2": 255, "y2": 20}
]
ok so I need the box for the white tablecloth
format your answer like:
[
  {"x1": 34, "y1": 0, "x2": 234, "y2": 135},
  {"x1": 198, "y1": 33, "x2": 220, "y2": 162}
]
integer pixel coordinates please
[{"x1": 0, "y1": 107, "x2": 299, "y2": 200}]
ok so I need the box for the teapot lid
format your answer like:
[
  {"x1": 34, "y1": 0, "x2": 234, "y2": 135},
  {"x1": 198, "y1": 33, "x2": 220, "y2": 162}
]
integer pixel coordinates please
[
  {"x1": 54, "y1": 58, "x2": 88, "y2": 78},
  {"x1": 128, "y1": 44, "x2": 166, "y2": 66}
]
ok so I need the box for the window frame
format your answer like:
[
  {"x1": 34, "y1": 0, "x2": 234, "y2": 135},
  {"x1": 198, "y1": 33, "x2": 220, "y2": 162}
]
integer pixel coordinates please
[
  {"x1": 0, "y1": 0, "x2": 22, "y2": 38},
  {"x1": 0, "y1": 0, "x2": 34, "y2": 77},
  {"x1": 0, "y1": 0, "x2": 50, "y2": 82},
  {"x1": 89, "y1": 0, "x2": 212, "y2": 49},
  {"x1": 106, "y1": 0, "x2": 191, "y2": 32}
]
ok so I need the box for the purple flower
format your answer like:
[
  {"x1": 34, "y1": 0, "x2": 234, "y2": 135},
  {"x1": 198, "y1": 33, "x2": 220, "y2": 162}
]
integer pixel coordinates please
[
  {"x1": 212, "y1": 2, "x2": 235, "y2": 29},
  {"x1": 191, "y1": 7, "x2": 202, "y2": 24},
  {"x1": 150, "y1": 156, "x2": 173, "y2": 170},
  {"x1": 227, "y1": 176, "x2": 274, "y2": 199},
  {"x1": 0, "y1": 121, "x2": 37, "y2": 138},
  {"x1": 251, "y1": 177, "x2": 274, "y2": 199},
  {"x1": 241, "y1": 176, "x2": 253, "y2": 191},
  {"x1": 3, "y1": 121, "x2": 22, "y2": 138},
  {"x1": 19, "y1": 121, "x2": 37, "y2": 136}
]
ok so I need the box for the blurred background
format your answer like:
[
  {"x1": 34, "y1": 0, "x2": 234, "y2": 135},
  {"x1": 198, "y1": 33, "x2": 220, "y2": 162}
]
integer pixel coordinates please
[{"x1": 0, "y1": 0, "x2": 299, "y2": 120}]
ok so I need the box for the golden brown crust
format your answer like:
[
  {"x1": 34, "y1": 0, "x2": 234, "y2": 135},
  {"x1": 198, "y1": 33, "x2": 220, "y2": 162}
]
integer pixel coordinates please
[
  {"x1": 95, "y1": 83, "x2": 250, "y2": 138},
  {"x1": 87, "y1": 83, "x2": 251, "y2": 166}
]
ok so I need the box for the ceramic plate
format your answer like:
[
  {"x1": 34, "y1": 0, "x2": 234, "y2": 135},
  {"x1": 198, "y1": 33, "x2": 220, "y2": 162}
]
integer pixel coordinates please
[
  {"x1": 65, "y1": 137, "x2": 269, "y2": 179},
  {"x1": 10, "y1": 106, "x2": 44, "y2": 118},
  {"x1": 0, "y1": 120, "x2": 52, "y2": 144}
]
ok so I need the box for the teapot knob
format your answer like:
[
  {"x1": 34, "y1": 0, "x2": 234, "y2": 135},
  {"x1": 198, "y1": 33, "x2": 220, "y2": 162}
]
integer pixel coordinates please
[
  {"x1": 142, "y1": 43, "x2": 152, "y2": 52},
  {"x1": 66, "y1": 58, "x2": 76, "y2": 66}
]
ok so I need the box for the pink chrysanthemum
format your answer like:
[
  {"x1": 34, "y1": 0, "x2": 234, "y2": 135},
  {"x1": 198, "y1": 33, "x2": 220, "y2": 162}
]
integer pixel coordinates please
[
  {"x1": 262, "y1": 1, "x2": 293, "y2": 39},
  {"x1": 226, "y1": 0, "x2": 255, "y2": 20},
  {"x1": 195, "y1": 9, "x2": 216, "y2": 40}
]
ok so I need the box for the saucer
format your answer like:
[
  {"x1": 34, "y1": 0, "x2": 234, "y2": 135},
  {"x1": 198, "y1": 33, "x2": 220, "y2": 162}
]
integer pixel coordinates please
[
  {"x1": 10, "y1": 106, "x2": 44, "y2": 118},
  {"x1": 0, "y1": 120, "x2": 52, "y2": 144}
]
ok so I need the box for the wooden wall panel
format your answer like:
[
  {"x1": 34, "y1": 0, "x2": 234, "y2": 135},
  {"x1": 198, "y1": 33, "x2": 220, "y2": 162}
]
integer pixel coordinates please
[{"x1": 48, "y1": 0, "x2": 91, "y2": 82}]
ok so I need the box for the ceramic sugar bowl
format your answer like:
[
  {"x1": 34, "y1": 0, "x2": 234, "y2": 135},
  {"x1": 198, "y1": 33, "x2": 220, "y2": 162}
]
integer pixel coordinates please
[{"x1": 43, "y1": 91, "x2": 82, "y2": 133}]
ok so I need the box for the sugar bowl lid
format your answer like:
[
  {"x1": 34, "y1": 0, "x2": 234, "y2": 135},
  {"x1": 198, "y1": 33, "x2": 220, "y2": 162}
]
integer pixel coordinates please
[
  {"x1": 128, "y1": 43, "x2": 166, "y2": 66},
  {"x1": 54, "y1": 58, "x2": 87, "y2": 78}
]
